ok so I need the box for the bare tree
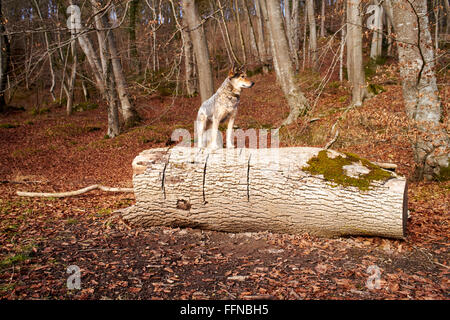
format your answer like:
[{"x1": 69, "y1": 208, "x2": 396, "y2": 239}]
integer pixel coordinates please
[
  {"x1": 392, "y1": 0, "x2": 449, "y2": 180},
  {"x1": 255, "y1": 0, "x2": 269, "y2": 73},
  {"x1": 265, "y1": 0, "x2": 309, "y2": 126},
  {"x1": 306, "y1": 0, "x2": 318, "y2": 69},
  {"x1": 0, "y1": 0, "x2": 9, "y2": 111},
  {"x1": 182, "y1": 0, "x2": 214, "y2": 102},
  {"x1": 367, "y1": 0, "x2": 384, "y2": 59},
  {"x1": 241, "y1": 0, "x2": 259, "y2": 61},
  {"x1": 346, "y1": 0, "x2": 369, "y2": 106},
  {"x1": 320, "y1": 0, "x2": 326, "y2": 37}
]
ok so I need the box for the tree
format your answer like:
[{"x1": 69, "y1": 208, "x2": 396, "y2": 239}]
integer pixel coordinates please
[
  {"x1": 346, "y1": 0, "x2": 369, "y2": 106},
  {"x1": 367, "y1": 0, "x2": 384, "y2": 59},
  {"x1": 306, "y1": 0, "x2": 318, "y2": 69},
  {"x1": 265, "y1": 0, "x2": 309, "y2": 126},
  {"x1": 128, "y1": 0, "x2": 140, "y2": 69},
  {"x1": 0, "y1": 0, "x2": 9, "y2": 111},
  {"x1": 392, "y1": 0, "x2": 449, "y2": 180},
  {"x1": 182, "y1": 0, "x2": 214, "y2": 102},
  {"x1": 254, "y1": 0, "x2": 269, "y2": 73}
]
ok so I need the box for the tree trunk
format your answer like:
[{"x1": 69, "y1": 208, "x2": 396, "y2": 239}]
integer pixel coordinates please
[
  {"x1": 241, "y1": 0, "x2": 260, "y2": 61},
  {"x1": 346, "y1": 0, "x2": 369, "y2": 106},
  {"x1": 182, "y1": 0, "x2": 214, "y2": 103},
  {"x1": 392, "y1": 0, "x2": 449, "y2": 180},
  {"x1": 306, "y1": 0, "x2": 318, "y2": 69},
  {"x1": 320, "y1": 0, "x2": 326, "y2": 37},
  {"x1": 368, "y1": 0, "x2": 384, "y2": 59},
  {"x1": 128, "y1": 0, "x2": 140, "y2": 70},
  {"x1": 93, "y1": 0, "x2": 140, "y2": 128},
  {"x1": 175, "y1": 2, "x2": 197, "y2": 97},
  {"x1": 66, "y1": 32, "x2": 77, "y2": 116},
  {"x1": 265, "y1": 0, "x2": 309, "y2": 126},
  {"x1": 255, "y1": 0, "x2": 269, "y2": 73},
  {"x1": 90, "y1": 1, "x2": 120, "y2": 137},
  {"x1": 234, "y1": 0, "x2": 247, "y2": 64},
  {"x1": 292, "y1": 0, "x2": 300, "y2": 70},
  {"x1": 0, "y1": 0, "x2": 9, "y2": 111},
  {"x1": 33, "y1": 0, "x2": 56, "y2": 101},
  {"x1": 216, "y1": 0, "x2": 241, "y2": 66},
  {"x1": 121, "y1": 147, "x2": 407, "y2": 239},
  {"x1": 444, "y1": 0, "x2": 450, "y2": 34}
]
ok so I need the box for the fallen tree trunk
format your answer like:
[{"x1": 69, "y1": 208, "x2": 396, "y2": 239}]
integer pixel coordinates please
[{"x1": 121, "y1": 147, "x2": 408, "y2": 239}]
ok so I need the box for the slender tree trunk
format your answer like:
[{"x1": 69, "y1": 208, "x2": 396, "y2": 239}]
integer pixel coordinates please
[
  {"x1": 392, "y1": 0, "x2": 449, "y2": 180},
  {"x1": 383, "y1": 0, "x2": 395, "y2": 56},
  {"x1": 368, "y1": 0, "x2": 383, "y2": 59},
  {"x1": 265, "y1": 0, "x2": 309, "y2": 126},
  {"x1": 181, "y1": 7, "x2": 197, "y2": 96},
  {"x1": 346, "y1": 0, "x2": 369, "y2": 106},
  {"x1": 77, "y1": 32, "x2": 106, "y2": 97},
  {"x1": 107, "y1": 4, "x2": 140, "y2": 126},
  {"x1": 292, "y1": 0, "x2": 300, "y2": 70},
  {"x1": 0, "y1": 0, "x2": 10, "y2": 111},
  {"x1": 306, "y1": 0, "x2": 318, "y2": 69},
  {"x1": 302, "y1": 5, "x2": 307, "y2": 70},
  {"x1": 217, "y1": 0, "x2": 241, "y2": 65},
  {"x1": 241, "y1": 0, "x2": 260, "y2": 61},
  {"x1": 33, "y1": 0, "x2": 56, "y2": 101},
  {"x1": 444, "y1": 0, "x2": 450, "y2": 34},
  {"x1": 434, "y1": 0, "x2": 439, "y2": 51},
  {"x1": 182, "y1": 0, "x2": 214, "y2": 102},
  {"x1": 234, "y1": 0, "x2": 247, "y2": 64},
  {"x1": 128, "y1": 0, "x2": 140, "y2": 70},
  {"x1": 320, "y1": 0, "x2": 326, "y2": 37},
  {"x1": 285, "y1": 0, "x2": 299, "y2": 70},
  {"x1": 90, "y1": 1, "x2": 120, "y2": 137},
  {"x1": 66, "y1": 32, "x2": 77, "y2": 116},
  {"x1": 255, "y1": 0, "x2": 269, "y2": 73}
]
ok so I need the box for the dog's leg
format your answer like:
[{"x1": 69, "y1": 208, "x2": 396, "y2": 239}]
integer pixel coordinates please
[
  {"x1": 226, "y1": 110, "x2": 237, "y2": 148},
  {"x1": 208, "y1": 117, "x2": 221, "y2": 149},
  {"x1": 196, "y1": 114, "x2": 207, "y2": 148}
]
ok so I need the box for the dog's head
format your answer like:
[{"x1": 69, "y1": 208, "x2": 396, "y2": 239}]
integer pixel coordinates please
[{"x1": 228, "y1": 67, "x2": 255, "y2": 90}]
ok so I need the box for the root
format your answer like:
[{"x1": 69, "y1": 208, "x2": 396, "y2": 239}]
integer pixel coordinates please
[{"x1": 17, "y1": 184, "x2": 134, "y2": 198}]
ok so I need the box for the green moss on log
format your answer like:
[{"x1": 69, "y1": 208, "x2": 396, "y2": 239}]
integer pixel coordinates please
[{"x1": 302, "y1": 150, "x2": 393, "y2": 191}]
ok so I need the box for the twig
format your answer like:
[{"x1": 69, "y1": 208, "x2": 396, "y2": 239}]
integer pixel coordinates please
[{"x1": 17, "y1": 185, "x2": 134, "y2": 198}]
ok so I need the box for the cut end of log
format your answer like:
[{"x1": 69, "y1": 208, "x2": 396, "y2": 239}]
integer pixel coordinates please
[{"x1": 123, "y1": 147, "x2": 408, "y2": 239}]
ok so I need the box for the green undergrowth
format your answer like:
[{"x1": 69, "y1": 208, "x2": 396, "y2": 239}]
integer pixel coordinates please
[{"x1": 302, "y1": 150, "x2": 393, "y2": 191}]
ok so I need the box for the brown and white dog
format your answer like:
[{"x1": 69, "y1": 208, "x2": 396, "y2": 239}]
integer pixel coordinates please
[{"x1": 196, "y1": 68, "x2": 254, "y2": 149}]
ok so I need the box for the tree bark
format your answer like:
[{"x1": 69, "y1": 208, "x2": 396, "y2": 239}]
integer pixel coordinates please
[
  {"x1": 241, "y1": 0, "x2": 260, "y2": 61},
  {"x1": 320, "y1": 0, "x2": 326, "y2": 37},
  {"x1": 255, "y1": 0, "x2": 269, "y2": 73},
  {"x1": 66, "y1": 30, "x2": 77, "y2": 116},
  {"x1": 90, "y1": 1, "x2": 120, "y2": 137},
  {"x1": 306, "y1": 0, "x2": 318, "y2": 69},
  {"x1": 182, "y1": 0, "x2": 214, "y2": 103},
  {"x1": 91, "y1": 0, "x2": 140, "y2": 128},
  {"x1": 367, "y1": 0, "x2": 384, "y2": 59},
  {"x1": 346, "y1": 0, "x2": 369, "y2": 106},
  {"x1": 122, "y1": 147, "x2": 407, "y2": 239},
  {"x1": 234, "y1": 0, "x2": 247, "y2": 64},
  {"x1": 265, "y1": 0, "x2": 309, "y2": 126},
  {"x1": 0, "y1": 0, "x2": 10, "y2": 111},
  {"x1": 392, "y1": 0, "x2": 449, "y2": 180},
  {"x1": 128, "y1": 0, "x2": 140, "y2": 69}
]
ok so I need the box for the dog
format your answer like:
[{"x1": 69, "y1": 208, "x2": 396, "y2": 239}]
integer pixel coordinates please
[{"x1": 196, "y1": 67, "x2": 254, "y2": 149}]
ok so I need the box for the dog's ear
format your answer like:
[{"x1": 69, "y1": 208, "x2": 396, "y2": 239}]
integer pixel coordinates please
[{"x1": 228, "y1": 68, "x2": 235, "y2": 78}]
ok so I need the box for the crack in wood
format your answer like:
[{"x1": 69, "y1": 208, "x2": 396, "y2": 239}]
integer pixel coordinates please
[
  {"x1": 202, "y1": 154, "x2": 209, "y2": 205},
  {"x1": 161, "y1": 154, "x2": 171, "y2": 200}
]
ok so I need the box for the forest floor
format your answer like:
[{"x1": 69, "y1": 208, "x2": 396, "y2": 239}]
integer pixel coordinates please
[{"x1": 0, "y1": 67, "x2": 448, "y2": 300}]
